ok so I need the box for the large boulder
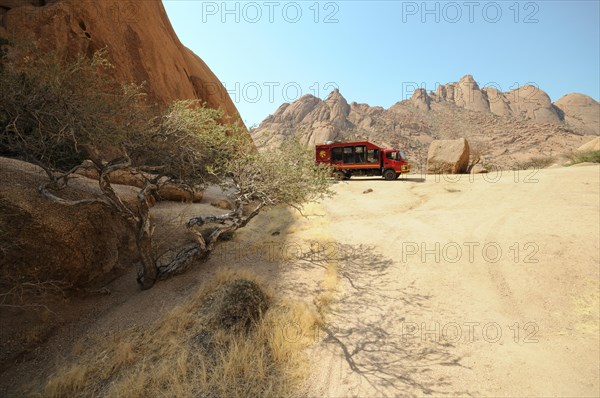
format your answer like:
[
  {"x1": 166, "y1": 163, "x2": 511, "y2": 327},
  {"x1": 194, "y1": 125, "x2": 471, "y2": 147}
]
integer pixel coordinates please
[
  {"x1": 506, "y1": 85, "x2": 561, "y2": 124},
  {"x1": 427, "y1": 138, "x2": 470, "y2": 174},
  {"x1": 0, "y1": 0, "x2": 240, "y2": 119},
  {"x1": 578, "y1": 137, "x2": 600, "y2": 152},
  {"x1": 554, "y1": 94, "x2": 600, "y2": 136},
  {"x1": 0, "y1": 157, "x2": 138, "y2": 288},
  {"x1": 75, "y1": 162, "x2": 204, "y2": 203}
]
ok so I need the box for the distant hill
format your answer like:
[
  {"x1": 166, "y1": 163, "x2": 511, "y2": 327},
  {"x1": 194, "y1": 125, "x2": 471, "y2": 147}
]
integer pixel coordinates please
[{"x1": 251, "y1": 75, "x2": 599, "y2": 168}]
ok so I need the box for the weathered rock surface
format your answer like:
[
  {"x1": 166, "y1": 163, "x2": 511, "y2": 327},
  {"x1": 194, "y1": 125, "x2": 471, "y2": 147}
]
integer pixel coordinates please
[
  {"x1": 470, "y1": 164, "x2": 488, "y2": 174},
  {"x1": 577, "y1": 137, "x2": 600, "y2": 152},
  {"x1": 555, "y1": 94, "x2": 600, "y2": 136},
  {"x1": 75, "y1": 163, "x2": 203, "y2": 203},
  {"x1": 410, "y1": 88, "x2": 431, "y2": 111},
  {"x1": 0, "y1": 0, "x2": 240, "y2": 119},
  {"x1": 427, "y1": 138, "x2": 470, "y2": 174},
  {"x1": 505, "y1": 84, "x2": 561, "y2": 124},
  {"x1": 453, "y1": 74, "x2": 490, "y2": 113},
  {"x1": 156, "y1": 183, "x2": 203, "y2": 203},
  {"x1": 0, "y1": 157, "x2": 138, "y2": 288},
  {"x1": 432, "y1": 75, "x2": 562, "y2": 122}
]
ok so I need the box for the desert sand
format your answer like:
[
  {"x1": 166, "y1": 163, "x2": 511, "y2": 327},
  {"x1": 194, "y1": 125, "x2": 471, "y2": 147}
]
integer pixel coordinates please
[
  {"x1": 232, "y1": 165, "x2": 600, "y2": 397},
  {"x1": 1, "y1": 165, "x2": 598, "y2": 397}
]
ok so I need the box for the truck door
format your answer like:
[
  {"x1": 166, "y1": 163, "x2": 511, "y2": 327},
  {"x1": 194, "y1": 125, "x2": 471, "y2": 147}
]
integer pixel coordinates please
[{"x1": 383, "y1": 150, "x2": 398, "y2": 169}]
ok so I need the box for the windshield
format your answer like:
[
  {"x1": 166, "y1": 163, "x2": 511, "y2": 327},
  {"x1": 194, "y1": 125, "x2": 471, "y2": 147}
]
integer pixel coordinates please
[{"x1": 385, "y1": 151, "x2": 405, "y2": 161}]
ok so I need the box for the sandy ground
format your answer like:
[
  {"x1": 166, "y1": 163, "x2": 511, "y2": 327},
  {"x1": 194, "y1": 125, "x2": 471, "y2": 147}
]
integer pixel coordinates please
[
  {"x1": 231, "y1": 165, "x2": 600, "y2": 397},
  {"x1": 284, "y1": 166, "x2": 600, "y2": 397},
  {"x1": 1, "y1": 166, "x2": 598, "y2": 397}
]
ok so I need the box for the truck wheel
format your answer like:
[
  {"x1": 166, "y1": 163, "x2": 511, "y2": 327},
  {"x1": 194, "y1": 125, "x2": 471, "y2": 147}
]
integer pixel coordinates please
[
  {"x1": 383, "y1": 169, "x2": 397, "y2": 180},
  {"x1": 334, "y1": 171, "x2": 346, "y2": 180}
]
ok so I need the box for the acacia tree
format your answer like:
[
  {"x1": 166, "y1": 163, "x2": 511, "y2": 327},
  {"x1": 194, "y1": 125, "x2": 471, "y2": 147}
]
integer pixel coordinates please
[
  {"x1": 0, "y1": 43, "x2": 166, "y2": 288},
  {"x1": 152, "y1": 121, "x2": 333, "y2": 278},
  {"x1": 0, "y1": 42, "x2": 333, "y2": 289}
]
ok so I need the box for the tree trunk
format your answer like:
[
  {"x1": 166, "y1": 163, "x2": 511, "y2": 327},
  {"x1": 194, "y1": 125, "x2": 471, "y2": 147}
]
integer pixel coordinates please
[
  {"x1": 136, "y1": 231, "x2": 157, "y2": 289},
  {"x1": 157, "y1": 202, "x2": 265, "y2": 279}
]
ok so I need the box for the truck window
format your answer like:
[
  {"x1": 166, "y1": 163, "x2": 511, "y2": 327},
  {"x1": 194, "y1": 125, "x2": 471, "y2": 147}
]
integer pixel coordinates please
[
  {"x1": 354, "y1": 146, "x2": 366, "y2": 163},
  {"x1": 386, "y1": 151, "x2": 398, "y2": 161},
  {"x1": 331, "y1": 147, "x2": 343, "y2": 162},
  {"x1": 367, "y1": 149, "x2": 379, "y2": 163},
  {"x1": 343, "y1": 147, "x2": 354, "y2": 163}
]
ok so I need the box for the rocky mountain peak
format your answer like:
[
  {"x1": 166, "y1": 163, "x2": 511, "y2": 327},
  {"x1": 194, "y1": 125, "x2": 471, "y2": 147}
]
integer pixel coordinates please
[
  {"x1": 252, "y1": 74, "x2": 599, "y2": 167},
  {"x1": 410, "y1": 88, "x2": 431, "y2": 111}
]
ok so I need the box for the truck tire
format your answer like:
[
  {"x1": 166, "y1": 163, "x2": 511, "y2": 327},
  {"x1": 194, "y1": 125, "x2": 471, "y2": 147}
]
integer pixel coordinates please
[
  {"x1": 383, "y1": 169, "x2": 397, "y2": 180},
  {"x1": 334, "y1": 170, "x2": 346, "y2": 180}
]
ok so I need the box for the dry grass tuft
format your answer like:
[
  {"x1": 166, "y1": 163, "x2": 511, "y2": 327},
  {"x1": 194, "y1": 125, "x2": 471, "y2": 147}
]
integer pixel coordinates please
[{"x1": 41, "y1": 271, "x2": 318, "y2": 398}]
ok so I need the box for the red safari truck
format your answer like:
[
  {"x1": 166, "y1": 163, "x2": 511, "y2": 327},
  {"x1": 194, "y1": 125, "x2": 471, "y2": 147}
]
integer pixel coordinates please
[{"x1": 316, "y1": 141, "x2": 410, "y2": 180}]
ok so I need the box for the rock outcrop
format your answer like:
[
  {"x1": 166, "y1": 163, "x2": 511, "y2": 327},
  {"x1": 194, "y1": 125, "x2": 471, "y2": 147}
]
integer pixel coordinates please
[
  {"x1": 76, "y1": 163, "x2": 204, "y2": 203},
  {"x1": 555, "y1": 94, "x2": 600, "y2": 136},
  {"x1": 578, "y1": 137, "x2": 600, "y2": 152},
  {"x1": 453, "y1": 75, "x2": 490, "y2": 113},
  {"x1": 427, "y1": 138, "x2": 470, "y2": 174},
  {"x1": 410, "y1": 88, "x2": 431, "y2": 111},
  {"x1": 0, "y1": 157, "x2": 138, "y2": 287},
  {"x1": 251, "y1": 91, "x2": 349, "y2": 148},
  {"x1": 505, "y1": 84, "x2": 561, "y2": 124},
  {"x1": 432, "y1": 75, "x2": 563, "y2": 123},
  {"x1": 470, "y1": 164, "x2": 488, "y2": 174},
  {"x1": 0, "y1": 0, "x2": 240, "y2": 119}
]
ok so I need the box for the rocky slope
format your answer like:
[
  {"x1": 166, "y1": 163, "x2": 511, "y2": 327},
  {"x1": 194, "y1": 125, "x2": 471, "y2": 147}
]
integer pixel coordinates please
[
  {"x1": 252, "y1": 75, "x2": 599, "y2": 168},
  {"x1": 0, "y1": 0, "x2": 239, "y2": 118}
]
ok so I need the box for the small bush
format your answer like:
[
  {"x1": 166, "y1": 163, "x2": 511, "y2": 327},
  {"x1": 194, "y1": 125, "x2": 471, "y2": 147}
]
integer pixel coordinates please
[
  {"x1": 203, "y1": 279, "x2": 271, "y2": 331},
  {"x1": 41, "y1": 272, "x2": 318, "y2": 398},
  {"x1": 565, "y1": 150, "x2": 600, "y2": 165},
  {"x1": 514, "y1": 155, "x2": 556, "y2": 170}
]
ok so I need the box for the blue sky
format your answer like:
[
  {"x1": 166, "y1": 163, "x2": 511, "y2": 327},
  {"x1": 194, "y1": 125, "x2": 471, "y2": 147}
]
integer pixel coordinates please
[{"x1": 163, "y1": 1, "x2": 600, "y2": 127}]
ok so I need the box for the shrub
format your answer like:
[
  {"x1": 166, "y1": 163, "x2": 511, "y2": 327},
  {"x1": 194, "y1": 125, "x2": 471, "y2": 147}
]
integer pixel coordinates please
[
  {"x1": 564, "y1": 150, "x2": 600, "y2": 165},
  {"x1": 514, "y1": 155, "x2": 556, "y2": 170}
]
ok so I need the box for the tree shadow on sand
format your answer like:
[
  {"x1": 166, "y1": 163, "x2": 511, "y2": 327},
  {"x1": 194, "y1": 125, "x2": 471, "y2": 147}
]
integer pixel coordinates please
[{"x1": 291, "y1": 242, "x2": 476, "y2": 397}]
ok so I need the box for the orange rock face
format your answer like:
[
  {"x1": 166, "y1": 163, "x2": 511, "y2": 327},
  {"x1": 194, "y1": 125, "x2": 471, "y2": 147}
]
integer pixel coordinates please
[{"x1": 0, "y1": 0, "x2": 239, "y2": 119}]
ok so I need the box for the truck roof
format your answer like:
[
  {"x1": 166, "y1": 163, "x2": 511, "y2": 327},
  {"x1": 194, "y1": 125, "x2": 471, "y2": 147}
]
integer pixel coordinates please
[{"x1": 316, "y1": 140, "x2": 394, "y2": 150}]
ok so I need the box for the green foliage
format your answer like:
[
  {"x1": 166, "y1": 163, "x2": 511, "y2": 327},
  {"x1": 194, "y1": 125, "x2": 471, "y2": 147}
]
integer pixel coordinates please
[
  {"x1": 0, "y1": 40, "x2": 334, "y2": 289},
  {"x1": 127, "y1": 100, "x2": 332, "y2": 207},
  {"x1": 227, "y1": 138, "x2": 333, "y2": 208},
  {"x1": 0, "y1": 40, "x2": 332, "y2": 209},
  {"x1": 0, "y1": 44, "x2": 148, "y2": 170},
  {"x1": 514, "y1": 155, "x2": 556, "y2": 170},
  {"x1": 565, "y1": 150, "x2": 600, "y2": 165},
  {"x1": 128, "y1": 100, "x2": 249, "y2": 185}
]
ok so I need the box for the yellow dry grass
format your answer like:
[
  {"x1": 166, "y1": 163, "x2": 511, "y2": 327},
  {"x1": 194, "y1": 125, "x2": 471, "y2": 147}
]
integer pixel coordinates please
[
  {"x1": 41, "y1": 271, "x2": 319, "y2": 398},
  {"x1": 314, "y1": 247, "x2": 340, "y2": 323}
]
